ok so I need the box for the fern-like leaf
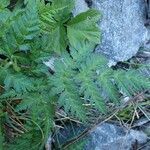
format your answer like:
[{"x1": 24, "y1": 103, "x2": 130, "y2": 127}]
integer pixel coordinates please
[
  {"x1": 38, "y1": 0, "x2": 74, "y2": 54},
  {"x1": 113, "y1": 70, "x2": 150, "y2": 96},
  {"x1": 4, "y1": 73, "x2": 34, "y2": 93},
  {"x1": 51, "y1": 46, "x2": 150, "y2": 120},
  {"x1": 67, "y1": 9, "x2": 101, "y2": 48},
  {"x1": 0, "y1": 0, "x2": 10, "y2": 23},
  {"x1": 97, "y1": 70, "x2": 120, "y2": 103},
  {"x1": 77, "y1": 54, "x2": 107, "y2": 112},
  {"x1": 0, "y1": 1, "x2": 39, "y2": 56},
  {"x1": 50, "y1": 57, "x2": 86, "y2": 120},
  {"x1": 8, "y1": 89, "x2": 54, "y2": 150},
  {"x1": 0, "y1": 103, "x2": 5, "y2": 150}
]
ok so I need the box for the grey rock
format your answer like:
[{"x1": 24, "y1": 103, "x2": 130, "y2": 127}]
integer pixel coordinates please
[
  {"x1": 133, "y1": 119, "x2": 150, "y2": 150},
  {"x1": 143, "y1": 40, "x2": 150, "y2": 51},
  {"x1": 139, "y1": 59, "x2": 150, "y2": 77},
  {"x1": 85, "y1": 123, "x2": 148, "y2": 150},
  {"x1": 133, "y1": 117, "x2": 150, "y2": 136},
  {"x1": 92, "y1": 0, "x2": 148, "y2": 62},
  {"x1": 73, "y1": 0, "x2": 89, "y2": 16},
  {"x1": 143, "y1": 122, "x2": 150, "y2": 137},
  {"x1": 140, "y1": 121, "x2": 150, "y2": 137},
  {"x1": 133, "y1": 117, "x2": 150, "y2": 128},
  {"x1": 143, "y1": 28, "x2": 150, "y2": 51}
]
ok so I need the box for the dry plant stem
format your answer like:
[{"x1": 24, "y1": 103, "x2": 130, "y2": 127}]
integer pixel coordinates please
[
  {"x1": 6, "y1": 102, "x2": 45, "y2": 140},
  {"x1": 129, "y1": 107, "x2": 136, "y2": 128},
  {"x1": 62, "y1": 91, "x2": 147, "y2": 149},
  {"x1": 6, "y1": 102, "x2": 27, "y2": 131},
  {"x1": 137, "y1": 51, "x2": 150, "y2": 58},
  {"x1": 62, "y1": 110, "x2": 119, "y2": 149},
  {"x1": 114, "y1": 114, "x2": 126, "y2": 127},
  {"x1": 0, "y1": 85, "x2": 4, "y2": 89},
  {"x1": 121, "y1": 91, "x2": 146, "y2": 108},
  {"x1": 7, "y1": 117, "x2": 25, "y2": 134},
  {"x1": 137, "y1": 141, "x2": 150, "y2": 150},
  {"x1": 82, "y1": 104, "x2": 95, "y2": 106},
  {"x1": 138, "y1": 105, "x2": 150, "y2": 121},
  {"x1": 54, "y1": 125, "x2": 64, "y2": 129},
  {"x1": 56, "y1": 112, "x2": 83, "y2": 124},
  {"x1": 9, "y1": 116, "x2": 26, "y2": 133}
]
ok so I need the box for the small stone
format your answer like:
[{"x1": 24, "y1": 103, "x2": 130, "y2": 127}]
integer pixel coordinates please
[
  {"x1": 85, "y1": 123, "x2": 148, "y2": 150},
  {"x1": 44, "y1": 57, "x2": 55, "y2": 71}
]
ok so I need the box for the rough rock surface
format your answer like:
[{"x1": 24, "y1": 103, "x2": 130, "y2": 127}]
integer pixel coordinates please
[
  {"x1": 92, "y1": 0, "x2": 148, "y2": 62},
  {"x1": 139, "y1": 57, "x2": 150, "y2": 77},
  {"x1": 133, "y1": 118, "x2": 150, "y2": 150},
  {"x1": 73, "y1": 0, "x2": 89, "y2": 16},
  {"x1": 85, "y1": 123, "x2": 148, "y2": 150},
  {"x1": 142, "y1": 27, "x2": 150, "y2": 51}
]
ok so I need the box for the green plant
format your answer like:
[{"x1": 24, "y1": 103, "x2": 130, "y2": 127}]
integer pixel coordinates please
[
  {"x1": 50, "y1": 42, "x2": 150, "y2": 121},
  {"x1": 0, "y1": 0, "x2": 100, "y2": 149},
  {"x1": 0, "y1": 0, "x2": 149, "y2": 149}
]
